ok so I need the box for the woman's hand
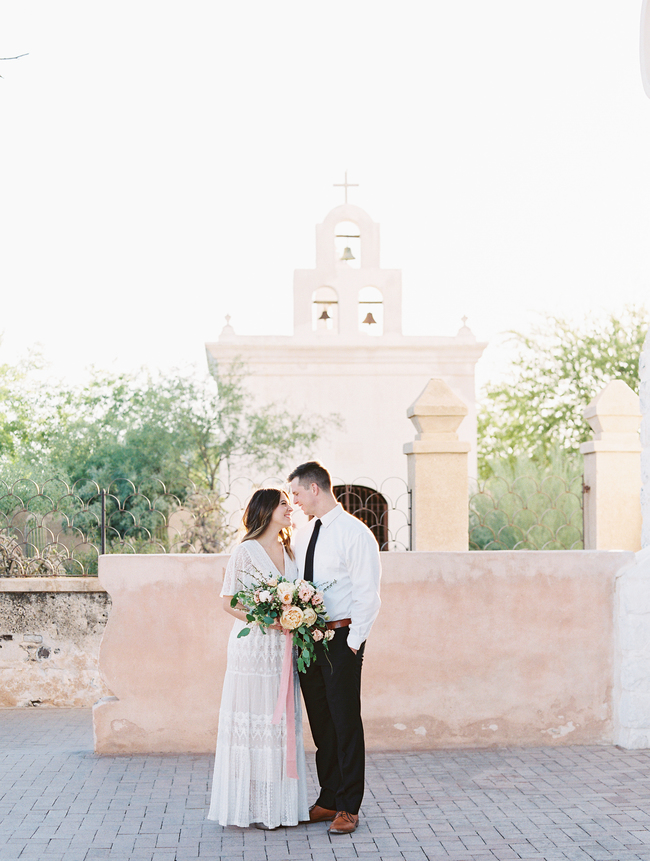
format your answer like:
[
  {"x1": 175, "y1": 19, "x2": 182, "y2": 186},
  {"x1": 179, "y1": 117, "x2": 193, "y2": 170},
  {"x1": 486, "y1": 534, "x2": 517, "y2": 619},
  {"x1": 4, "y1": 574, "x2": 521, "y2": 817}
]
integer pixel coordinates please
[{"x1": 222, "y1": 595, "x2": 250, "y2": 622}]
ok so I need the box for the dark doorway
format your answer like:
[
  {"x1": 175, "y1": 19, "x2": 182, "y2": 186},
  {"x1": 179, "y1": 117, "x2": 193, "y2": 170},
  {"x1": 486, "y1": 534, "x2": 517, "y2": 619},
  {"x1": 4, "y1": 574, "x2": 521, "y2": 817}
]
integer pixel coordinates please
[{"x1": 333, "y1": 485, "x2": 389, "y2": 550}]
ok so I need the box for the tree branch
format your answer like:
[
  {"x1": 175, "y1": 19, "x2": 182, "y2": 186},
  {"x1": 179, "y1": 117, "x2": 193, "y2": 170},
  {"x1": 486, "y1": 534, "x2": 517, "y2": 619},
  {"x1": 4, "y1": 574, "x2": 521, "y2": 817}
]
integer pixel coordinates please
[{"x1": 0, "y1": 53, "x2": 28, "y2": 78}]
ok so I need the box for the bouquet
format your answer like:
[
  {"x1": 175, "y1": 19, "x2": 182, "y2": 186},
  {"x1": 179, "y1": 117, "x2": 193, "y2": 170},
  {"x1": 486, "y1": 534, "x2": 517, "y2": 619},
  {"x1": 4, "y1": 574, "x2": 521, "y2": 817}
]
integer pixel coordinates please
[{"x1": 231, "y1": 569, "x2": 334, "y2": 672}]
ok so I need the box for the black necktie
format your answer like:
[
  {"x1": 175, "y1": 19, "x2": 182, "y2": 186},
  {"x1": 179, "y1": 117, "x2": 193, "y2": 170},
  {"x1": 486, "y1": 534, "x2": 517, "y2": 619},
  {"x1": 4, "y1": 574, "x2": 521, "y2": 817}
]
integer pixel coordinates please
[{"x1": 304, "y1": 519, "x2": 321, "y2": 582}]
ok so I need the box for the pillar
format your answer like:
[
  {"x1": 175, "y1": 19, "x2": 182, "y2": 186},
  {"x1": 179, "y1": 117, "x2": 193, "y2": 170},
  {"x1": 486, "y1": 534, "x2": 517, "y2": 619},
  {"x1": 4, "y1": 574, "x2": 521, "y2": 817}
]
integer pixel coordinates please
[
  {"x1": 641, "y1": 329, "x2": 650, "y2": 548},
  {"x1": 403, "y1": 379, "x2": 470, "y2": 551},
  {"x1": 579, "y1": 380, "x2": 642, "y2": 551}
]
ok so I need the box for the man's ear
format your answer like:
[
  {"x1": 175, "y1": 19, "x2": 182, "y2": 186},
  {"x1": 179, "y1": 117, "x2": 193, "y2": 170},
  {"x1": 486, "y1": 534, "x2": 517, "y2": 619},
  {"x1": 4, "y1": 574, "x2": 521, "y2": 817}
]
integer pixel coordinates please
[{"x1": 311, "y1": 483, "x2": 320, "y2": 496}]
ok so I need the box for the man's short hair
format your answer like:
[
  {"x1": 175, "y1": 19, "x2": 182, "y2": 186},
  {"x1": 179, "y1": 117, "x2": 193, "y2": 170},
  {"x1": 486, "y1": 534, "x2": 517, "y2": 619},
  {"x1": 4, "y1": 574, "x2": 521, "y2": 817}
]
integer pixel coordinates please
[{"x1": 287, "y1": 461, "x2": 332, "y2": 492}]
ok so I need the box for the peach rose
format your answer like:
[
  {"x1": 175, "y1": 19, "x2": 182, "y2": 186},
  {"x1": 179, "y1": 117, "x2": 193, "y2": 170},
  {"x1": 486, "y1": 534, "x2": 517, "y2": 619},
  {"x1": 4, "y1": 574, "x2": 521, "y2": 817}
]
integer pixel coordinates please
[
  {"x1": 302, "y1": 606, "x2": 317, "y2": 627},
  {"x1": 312, "y1": 629, "x2": 324, "y2": 641},
  {"x1": 276, "y1": 582, "x2": 296, "y2": 604},
  {"x1": 280, "y1": 606, "x2": 304, "y2": 630},
  {"x1": 324, "y1": 629, "x2": 335, "y2": 641}
]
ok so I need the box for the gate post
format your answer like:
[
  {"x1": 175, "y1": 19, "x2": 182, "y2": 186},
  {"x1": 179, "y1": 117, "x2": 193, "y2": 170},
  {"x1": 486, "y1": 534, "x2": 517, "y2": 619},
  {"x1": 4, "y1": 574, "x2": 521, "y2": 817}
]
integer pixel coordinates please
[
  {"x1": 403, "y1": 378, "x2": 470, "y2": 551},
  {"x1": 579, "y1": 380, "x2": 642, "y2": 551}
]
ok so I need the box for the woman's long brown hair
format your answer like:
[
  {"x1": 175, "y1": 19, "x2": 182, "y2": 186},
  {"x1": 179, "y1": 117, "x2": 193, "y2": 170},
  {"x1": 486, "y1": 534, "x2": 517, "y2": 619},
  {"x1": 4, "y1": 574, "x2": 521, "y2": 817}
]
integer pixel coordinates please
[{"x1": 242, "y1": 488, "x2": 294, "y2": 559}]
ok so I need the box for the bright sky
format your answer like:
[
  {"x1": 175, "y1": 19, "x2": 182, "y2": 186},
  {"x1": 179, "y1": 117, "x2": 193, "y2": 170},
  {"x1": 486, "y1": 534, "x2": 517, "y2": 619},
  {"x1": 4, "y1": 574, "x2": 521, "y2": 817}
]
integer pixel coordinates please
[{"x1": 2, "y1": 1, "x2": 649, "y2": 390}]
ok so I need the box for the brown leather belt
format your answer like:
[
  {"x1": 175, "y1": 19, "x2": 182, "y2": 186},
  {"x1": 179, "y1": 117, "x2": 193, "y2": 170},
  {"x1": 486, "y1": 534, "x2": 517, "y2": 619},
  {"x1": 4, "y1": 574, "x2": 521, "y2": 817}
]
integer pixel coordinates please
[{"x1": 326, "y1": 618, "x2": 351, "y2": 630}]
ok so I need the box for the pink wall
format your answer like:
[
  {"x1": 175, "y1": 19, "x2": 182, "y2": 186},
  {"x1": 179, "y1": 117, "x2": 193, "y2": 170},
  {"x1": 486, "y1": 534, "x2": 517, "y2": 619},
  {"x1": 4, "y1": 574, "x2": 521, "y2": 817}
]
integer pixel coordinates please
[{"x1": 93, "y1": 550, "x2": 632, "y2": 754}]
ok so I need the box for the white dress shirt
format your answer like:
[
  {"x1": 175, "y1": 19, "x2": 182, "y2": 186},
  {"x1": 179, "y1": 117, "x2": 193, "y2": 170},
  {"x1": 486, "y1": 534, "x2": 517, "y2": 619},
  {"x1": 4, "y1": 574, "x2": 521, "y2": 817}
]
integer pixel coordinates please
[{"x1": 293, "y1": 504, "x2": 381, "y2": 651}]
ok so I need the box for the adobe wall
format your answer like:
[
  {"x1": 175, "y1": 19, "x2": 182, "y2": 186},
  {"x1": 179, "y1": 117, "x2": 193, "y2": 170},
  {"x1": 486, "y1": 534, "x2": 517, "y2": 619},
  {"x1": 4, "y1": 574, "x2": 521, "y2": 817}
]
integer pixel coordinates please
[
  {"x1": 92, "y1": 550, "x2": 632, "y2": 754},
  {"x1": 368, "y1": 550, "x2": 627, "y2": 749},
  {"x1": 0, "y1": 578, "x2": 110, "y2": 707}
]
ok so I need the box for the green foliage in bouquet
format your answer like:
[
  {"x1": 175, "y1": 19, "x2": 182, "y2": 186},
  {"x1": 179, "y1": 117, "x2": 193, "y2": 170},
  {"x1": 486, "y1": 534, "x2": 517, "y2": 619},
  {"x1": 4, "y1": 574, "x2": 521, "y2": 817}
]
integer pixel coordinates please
[{"x1": 231, "y1": 570, "x2": 335, "y2": 673}]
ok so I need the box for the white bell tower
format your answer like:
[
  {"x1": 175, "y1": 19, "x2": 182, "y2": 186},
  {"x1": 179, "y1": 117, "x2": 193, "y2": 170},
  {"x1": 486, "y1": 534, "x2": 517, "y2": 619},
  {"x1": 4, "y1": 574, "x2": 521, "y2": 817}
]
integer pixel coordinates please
[
  {"x1": 206, "y1": 177, "x2": 487, "y2": 482},
  {"x1": 293, "y1": 177, "x2": 402, "y2": 339}
]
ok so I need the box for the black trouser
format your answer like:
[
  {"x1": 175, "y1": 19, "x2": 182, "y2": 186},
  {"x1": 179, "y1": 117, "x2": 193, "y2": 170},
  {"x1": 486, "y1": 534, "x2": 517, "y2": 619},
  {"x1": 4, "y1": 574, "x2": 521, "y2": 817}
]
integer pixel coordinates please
[{"x1": 299, "y1": 627, "x2": 366, "y2": 814}]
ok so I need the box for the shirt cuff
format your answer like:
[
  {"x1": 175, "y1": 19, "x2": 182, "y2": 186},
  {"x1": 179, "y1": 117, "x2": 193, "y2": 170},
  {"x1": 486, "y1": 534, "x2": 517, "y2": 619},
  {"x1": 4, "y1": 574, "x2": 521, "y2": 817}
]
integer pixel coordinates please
[{"x1": 347, "y1": 632, "x2": 364, "y2": 651}]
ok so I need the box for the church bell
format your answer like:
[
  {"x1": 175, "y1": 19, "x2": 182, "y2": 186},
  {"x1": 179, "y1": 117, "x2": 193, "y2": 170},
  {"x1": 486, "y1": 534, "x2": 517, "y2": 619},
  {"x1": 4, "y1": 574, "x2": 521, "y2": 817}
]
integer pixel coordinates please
[
  {"x1": 340, "y1": 246, "x2": 355, "y2": 261},
  {"x1": 362, "y1": 312, "x2": 377, "y2": 326},
  {"x1": 318, "y1": 308, "x2": 330, "y2": 321}
]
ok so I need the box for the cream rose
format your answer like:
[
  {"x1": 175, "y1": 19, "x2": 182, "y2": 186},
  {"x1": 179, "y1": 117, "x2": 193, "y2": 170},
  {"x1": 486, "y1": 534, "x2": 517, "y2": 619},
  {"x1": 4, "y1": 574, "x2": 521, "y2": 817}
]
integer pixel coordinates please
[
  {"x1": 312, "y1": 629, "x2": 324, "y2": 642},
  {"x1": 324, "y1": 629, "x2": 335, "y2": 641},
  {"x1": 258, "y1": 589, "x2": 272, "y2": 603},
  {"x1": 280, "y1": 606, "x2": 304, "y2": 630},
  {"x1": 301, "y1": 606, "x2": 317, "y2": 627},
  {"x1": 276, "y1": 582, "x2": 296, "y2": 604}
]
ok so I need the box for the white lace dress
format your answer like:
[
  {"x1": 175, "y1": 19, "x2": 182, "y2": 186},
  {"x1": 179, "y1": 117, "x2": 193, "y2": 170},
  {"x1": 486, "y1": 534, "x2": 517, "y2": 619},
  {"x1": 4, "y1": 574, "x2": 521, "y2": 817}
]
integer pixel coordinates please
[{"x1": 207, "y1": 540, "x2": 309, "y2": 828}]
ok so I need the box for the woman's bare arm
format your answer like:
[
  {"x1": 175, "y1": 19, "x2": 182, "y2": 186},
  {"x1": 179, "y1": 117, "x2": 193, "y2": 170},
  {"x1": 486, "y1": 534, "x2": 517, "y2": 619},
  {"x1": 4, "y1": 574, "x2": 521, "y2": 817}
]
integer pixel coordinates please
[{"x1": 222, "y1": 595, "x2": 249, "y2": 622}]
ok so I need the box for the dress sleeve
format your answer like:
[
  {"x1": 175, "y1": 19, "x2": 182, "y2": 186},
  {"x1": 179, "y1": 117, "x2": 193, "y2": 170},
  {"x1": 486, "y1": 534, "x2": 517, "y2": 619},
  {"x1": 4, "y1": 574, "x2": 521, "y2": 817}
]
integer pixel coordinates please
[{"x1": 220, "y1": 544, "x2": 253, "y2": 597}]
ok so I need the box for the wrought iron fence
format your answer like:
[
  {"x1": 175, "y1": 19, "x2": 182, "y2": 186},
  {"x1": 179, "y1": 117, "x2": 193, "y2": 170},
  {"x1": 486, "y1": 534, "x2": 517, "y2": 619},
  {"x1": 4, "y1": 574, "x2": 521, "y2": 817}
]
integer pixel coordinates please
[
  {"x1": 0, "y1": 474, "x2": 411, "y2": 577},
  {"x1": 331, "y1": 476, "x2": 411, "y2": 552},
  {"x1": 469, "y1": 473, "x2": 584, "y2": 550}
]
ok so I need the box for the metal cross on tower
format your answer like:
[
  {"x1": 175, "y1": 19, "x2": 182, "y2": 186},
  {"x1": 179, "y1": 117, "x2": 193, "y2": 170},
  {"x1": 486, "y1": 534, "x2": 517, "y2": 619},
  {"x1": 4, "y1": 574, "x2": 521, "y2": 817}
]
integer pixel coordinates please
[{"x1": 333, "y1": 170, "x2": 359, "y2": 204}]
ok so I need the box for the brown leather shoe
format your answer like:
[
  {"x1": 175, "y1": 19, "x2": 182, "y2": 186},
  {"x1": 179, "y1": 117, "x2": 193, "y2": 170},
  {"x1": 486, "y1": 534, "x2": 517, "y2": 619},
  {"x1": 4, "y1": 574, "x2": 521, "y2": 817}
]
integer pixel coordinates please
[
  {"x1": 328, "y1": 811, "x2": 359, "y2": 834},
  {"x1": 305, "y1": 804, "x2": 337, "y2": 823}
]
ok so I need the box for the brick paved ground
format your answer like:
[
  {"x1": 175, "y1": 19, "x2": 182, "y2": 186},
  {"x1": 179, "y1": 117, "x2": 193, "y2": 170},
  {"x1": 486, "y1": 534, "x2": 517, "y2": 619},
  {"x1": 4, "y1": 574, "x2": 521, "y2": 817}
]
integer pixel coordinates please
[{"x1": 2, "y1": 710, "x2": 650, "y2": 860}]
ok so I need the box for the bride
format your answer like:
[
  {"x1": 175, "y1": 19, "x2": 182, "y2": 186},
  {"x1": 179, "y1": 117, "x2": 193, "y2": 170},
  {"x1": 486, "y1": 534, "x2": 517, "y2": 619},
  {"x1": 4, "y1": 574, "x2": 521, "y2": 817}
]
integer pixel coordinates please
[{"x1": 207, "y1": 488, "x2": 309, "y2": 829}]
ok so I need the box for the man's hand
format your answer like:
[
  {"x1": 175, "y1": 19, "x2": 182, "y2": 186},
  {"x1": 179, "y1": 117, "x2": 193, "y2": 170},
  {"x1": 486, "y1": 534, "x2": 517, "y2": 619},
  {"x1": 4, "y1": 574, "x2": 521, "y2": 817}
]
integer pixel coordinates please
[{"x1": 349, "y1": 647, "x2": 357, "y2": 655}]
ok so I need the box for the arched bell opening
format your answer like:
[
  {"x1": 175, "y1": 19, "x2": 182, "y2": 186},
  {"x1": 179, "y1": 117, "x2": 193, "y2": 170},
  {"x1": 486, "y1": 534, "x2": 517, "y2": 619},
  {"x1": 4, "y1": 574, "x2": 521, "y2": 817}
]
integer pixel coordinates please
[
  {"x1": 312, "y1": 286, "x2": 338, "y2": 332},
  {"x1": 334, "y1": 221, "x2": 361, "y2": 269},
  {"x1": 358, "y1": 285, "x2": 383, "y2": 335}
]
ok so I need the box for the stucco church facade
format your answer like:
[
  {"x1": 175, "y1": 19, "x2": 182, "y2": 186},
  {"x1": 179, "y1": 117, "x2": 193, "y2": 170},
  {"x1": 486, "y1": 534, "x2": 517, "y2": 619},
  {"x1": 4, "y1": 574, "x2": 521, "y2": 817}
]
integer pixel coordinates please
[{"x1": 206, "y1": 199, "x2": 486, "y2": 545}]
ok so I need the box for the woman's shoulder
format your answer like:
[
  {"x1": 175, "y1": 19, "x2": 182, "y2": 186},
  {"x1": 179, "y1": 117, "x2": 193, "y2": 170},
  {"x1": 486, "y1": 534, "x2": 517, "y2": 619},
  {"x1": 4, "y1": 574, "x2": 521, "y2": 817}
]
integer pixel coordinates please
[{"x1": 229, "y1": 540, "x2": 255, "y2": 565}]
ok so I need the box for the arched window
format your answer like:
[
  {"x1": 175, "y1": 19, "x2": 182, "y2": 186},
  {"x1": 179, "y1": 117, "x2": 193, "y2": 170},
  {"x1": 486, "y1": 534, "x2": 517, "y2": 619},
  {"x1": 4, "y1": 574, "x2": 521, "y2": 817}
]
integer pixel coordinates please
[
  {"x1": 334, "y1": 221, "x2": 361, "y2": 269},
  {"x1": 312, "y1": 286, "x2": 338, "y2": 332},
  {"x1": 333, "y1": 485, "x2": 388, "y2": 550},
  {"x1": 358, "y1": 285, "x2": 383, "y2": 335}
]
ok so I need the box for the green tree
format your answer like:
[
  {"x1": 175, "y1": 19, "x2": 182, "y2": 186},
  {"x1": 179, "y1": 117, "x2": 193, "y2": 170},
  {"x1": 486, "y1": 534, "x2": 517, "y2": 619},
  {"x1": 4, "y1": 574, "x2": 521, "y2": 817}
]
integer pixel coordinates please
[
  {"x1": 0, "y1": 345, "x2": 45, "y2": 464},
  {"x1": 46, "y1": 360, "x2": 331, "y2": 493},
  {"x1": 478, "y1": 306, "x2": 648, "y2": 478},
  {"x1": 0, "y1": 358, "x2": 335, "y2": 560}
]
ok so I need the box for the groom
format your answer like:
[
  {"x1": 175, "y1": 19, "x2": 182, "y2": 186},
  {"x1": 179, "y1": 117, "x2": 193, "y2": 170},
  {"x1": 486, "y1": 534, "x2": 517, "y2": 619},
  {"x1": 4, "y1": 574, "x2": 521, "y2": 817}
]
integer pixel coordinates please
[{"x1": 288, "y1": 461, "x2": 381, "y2": 834}]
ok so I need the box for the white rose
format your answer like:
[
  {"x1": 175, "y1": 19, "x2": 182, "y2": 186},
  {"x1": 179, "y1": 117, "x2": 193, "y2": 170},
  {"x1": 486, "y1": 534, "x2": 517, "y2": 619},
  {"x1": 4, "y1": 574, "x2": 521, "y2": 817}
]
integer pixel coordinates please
[
  {"x1": 276, "y1": 582, "x2": 296, "y2": 604},
  {"x1": 258, "y1": 589, "x2": 272, "y2": 603},
  {"x1": 302, "y1": 606, "x2": 317, "y2": 627}
]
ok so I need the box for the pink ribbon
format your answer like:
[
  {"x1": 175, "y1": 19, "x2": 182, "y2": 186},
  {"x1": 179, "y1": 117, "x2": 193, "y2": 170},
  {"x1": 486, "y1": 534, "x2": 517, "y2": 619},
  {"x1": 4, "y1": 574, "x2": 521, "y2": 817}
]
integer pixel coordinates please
[{"x1": 272, "y1": 631, "x2": 298, "y2": 779}]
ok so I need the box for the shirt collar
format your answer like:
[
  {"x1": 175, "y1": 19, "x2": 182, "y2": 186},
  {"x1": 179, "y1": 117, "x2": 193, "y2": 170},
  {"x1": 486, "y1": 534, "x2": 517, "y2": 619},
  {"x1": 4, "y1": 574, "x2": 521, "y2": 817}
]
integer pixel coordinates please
[{"x1": 319, "y1": 503, "x2": 343, "y2": 528}]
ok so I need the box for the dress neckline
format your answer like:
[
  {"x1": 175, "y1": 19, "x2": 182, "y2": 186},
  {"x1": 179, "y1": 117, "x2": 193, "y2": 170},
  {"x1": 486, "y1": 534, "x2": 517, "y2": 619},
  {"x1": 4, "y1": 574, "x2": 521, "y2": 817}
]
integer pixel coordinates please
[{"x1": 249, "y1": 539, "x2": 286, "y2": 578}]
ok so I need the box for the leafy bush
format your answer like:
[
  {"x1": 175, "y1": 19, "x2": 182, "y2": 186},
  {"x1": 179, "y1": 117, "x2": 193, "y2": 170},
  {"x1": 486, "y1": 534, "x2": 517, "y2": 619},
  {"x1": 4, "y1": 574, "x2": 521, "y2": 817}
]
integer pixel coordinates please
[{"x1": 470, "y1": 452, "x2": 583, "y2": 550}]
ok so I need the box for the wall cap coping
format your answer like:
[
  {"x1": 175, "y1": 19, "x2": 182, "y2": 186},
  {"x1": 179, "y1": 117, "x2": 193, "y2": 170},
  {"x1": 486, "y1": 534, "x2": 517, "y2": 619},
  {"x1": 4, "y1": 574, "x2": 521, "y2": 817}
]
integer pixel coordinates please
[
  {"x1": 580, "y1": 439, "x2": 643, "y2": 454},
  {"x1": 0, "y1": 577, "x2": 106, "y2": 593},
  {"x1": 0, "y1": 550, "x2": 630, "y2": 592},
  {"x1": 404, "y1": 440, "x2": 471, "y2": 454}
]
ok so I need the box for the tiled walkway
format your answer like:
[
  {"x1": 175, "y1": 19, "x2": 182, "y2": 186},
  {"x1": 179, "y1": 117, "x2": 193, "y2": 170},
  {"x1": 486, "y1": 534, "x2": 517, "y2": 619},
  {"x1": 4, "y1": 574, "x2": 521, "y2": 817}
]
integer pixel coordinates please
[{"x1": 2, "y1": 710, "x2": 650, "y2": 860}]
